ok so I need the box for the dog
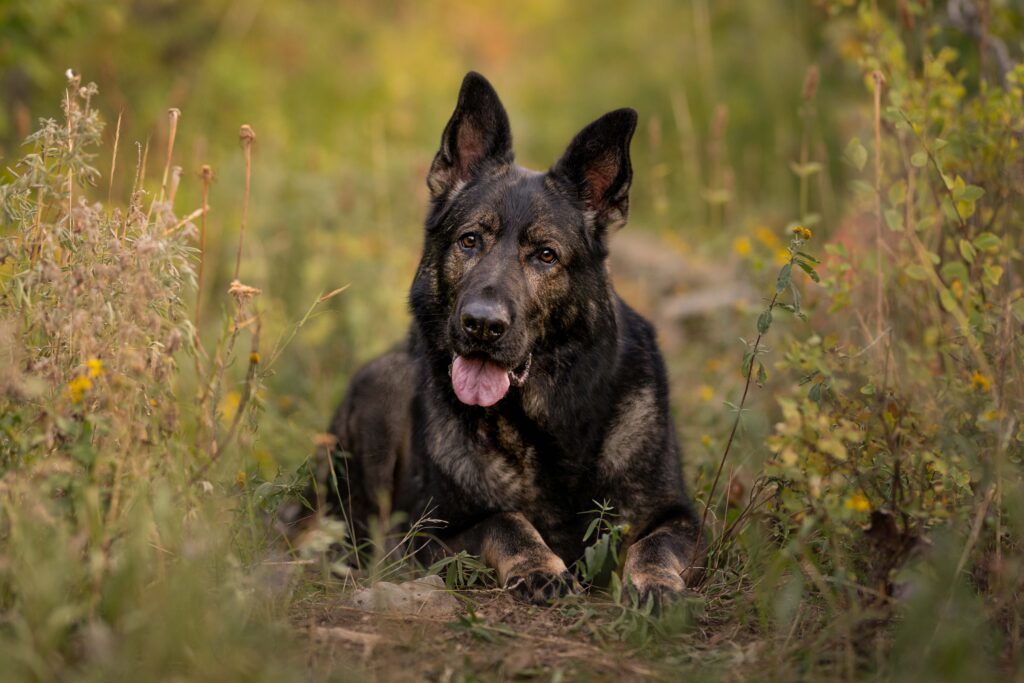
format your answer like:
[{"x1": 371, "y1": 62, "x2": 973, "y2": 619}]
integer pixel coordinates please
[{"x1": 284, "y1": 72, "x2": 705, "y2": 606}]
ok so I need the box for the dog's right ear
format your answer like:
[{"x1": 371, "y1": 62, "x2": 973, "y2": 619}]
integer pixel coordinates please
[{"x1": 427, "y1": 72, "x2": 513, "y2": 202}]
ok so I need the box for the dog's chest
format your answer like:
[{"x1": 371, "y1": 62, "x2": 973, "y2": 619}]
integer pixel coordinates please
[{"x1": 427, "y1": 409, "x2": 593, "y2": 513}]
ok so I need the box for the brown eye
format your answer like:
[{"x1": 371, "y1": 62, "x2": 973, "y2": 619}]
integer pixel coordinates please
[
  {"x1": 458, "y1": 233, "x2": 478, "y2": 250},
  {"x1": 537, "y1": 247, "x2": 558, "y2": 265}
]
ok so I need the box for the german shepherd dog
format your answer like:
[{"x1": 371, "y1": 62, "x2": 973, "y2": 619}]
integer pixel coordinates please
[{"x1": 286, "y1": 72, "x2": 704, "y2": 606}]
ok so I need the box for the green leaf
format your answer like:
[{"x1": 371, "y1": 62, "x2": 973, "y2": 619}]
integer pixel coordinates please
[
  {"x1": 796, "y1": 250, "x2": 820, "y2": 264},
  {"x1": 958, "y1": 239, "x2": 976, "y2": 263},
  {"x1": 756, "y1": 363, "x2": 767, "y2": 387},
  {"x1": 983, "y1": 264, "x2": 1004, "y2": 287},
  {"x1": 851, "y1": 179, "x2": 874, "y2": 195},
  {"x1": 905, "y1": 264, "x2": 929, "y2": 281},
  {"x1": 790, "y1": 161, "x2": 823, "y2": 177},
  {"x1": 1012, "y1": 298, "x2": 1024, "y2": 324},
  {"x1": 939, "y1": 288, "x2": 958, "y2": 313},
  {"x1": 910, "y1": 151, "x2": 928, "y2": 168},
  {"x1": 808, "y1": 383, "x2": 822, "y2": 403},
  {"x1": 954, "y1": 184, "x2": 985, "y2": 202},
  {"x1": 940, "y1": 261, "x2": 969, "y2": 284},
  {"x1": 888, "y1": 180, "x2": 907, "y2": 207},
  {"x1": 776, "y1": 263, "x2": 793, "y2": 294},
  {"x1": 973, "y1": 232, "x2": 1001, "y2": 252},
  {"x1": 884, "y1": 208, "x2": 904, "y2": 232},
  {"x1": 844, "y1": 137, "x2": 868, "y2": 171},
  {"x1": 796, "y1": 259, "x2": 820, "y2": 282},
  {"x1": 757, "y1": 310, "x2": 773, "y2": 334},
  {"x1": 741, "y1": 350, "x2": 753, "y2": 377}
]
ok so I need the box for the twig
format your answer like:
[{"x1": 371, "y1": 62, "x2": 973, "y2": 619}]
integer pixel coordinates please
[
  {"x1": 696, "y1": 290, "x2": 779, "y2": 556},
  {"x1": 196, "y1": 165, "x2": 213, "y2": 330},
  {"x1": 148, "y1": 108, "x2": 180, "y2": 223},
  {"x1": 872, "y1": 70, "x2": 886, "y2": 345},
  {"x1": 107, "y1": 109, "x2": 122, "y2": 206},
  {"x1": 235, "y1": 125, "x2": 255, "y2": 281}
]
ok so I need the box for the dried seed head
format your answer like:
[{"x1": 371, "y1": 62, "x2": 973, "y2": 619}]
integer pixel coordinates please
[
  {"x1": 228, "y1": 279, "x2": 262, "y2": 300},
  {"x1": 312, "y1": 433, "x2": 339, "y2": 449},
  {"x1": 238, "y1": 124, "x2": 256, "y2": 146},
  {"x1": 165, "y1": 328, "x2": 182, "y2": 355},
  {"x1": 199, "y1": 164, "x2": 214, "y2": 182}
]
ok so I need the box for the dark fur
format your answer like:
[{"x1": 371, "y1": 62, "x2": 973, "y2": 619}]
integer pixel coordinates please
[{"x1": 283, "y1": 73, "x2": 704, "y2": 605}]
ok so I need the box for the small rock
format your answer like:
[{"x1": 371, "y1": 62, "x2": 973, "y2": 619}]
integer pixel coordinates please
[{"x1": 349, "y1": 575, "x2": 461, "y2": 618}]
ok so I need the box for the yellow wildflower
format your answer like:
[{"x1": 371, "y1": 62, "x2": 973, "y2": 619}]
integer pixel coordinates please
[
  {"x1": 733, "y1": 236, "x2": 752, "y2": 257},
  {"x1": 697, "y1": 384, "x2": 715, "y2": 402},
  {"x1": 249, "y1": 352, "x2": 261, "y2": 364},
  {"x1": 792, "y1": 225, "x2": 813, "y2": 240},
  {"x1": 86, "y1": 358, "x2": 103, "y2": 377},
  {"x1": 67, "y1": 375, "x2": 93, "y2": 403},
  {"x1": 971, "y1": 372, "x2": 992, "y2": 392},
  {"x1": 700, "y1": 434, "x2": 712, "y2": 447},
  {"x1": 845, "y1": 493, "x2": 871, "y2": 512},
  {"x1": 221, "y1": 390, "x2": 241, "y2": 422},
  {"x1": 950, "y1": 280, "x2": 963, "y2": 299},
  {"x1": 755, "y1": 225, "x2": 779, "y2": 247}
]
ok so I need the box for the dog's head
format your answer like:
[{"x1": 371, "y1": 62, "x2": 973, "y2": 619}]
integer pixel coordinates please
[{"x1": 411, "y1": 72, "x2": 636, "y2": 408}]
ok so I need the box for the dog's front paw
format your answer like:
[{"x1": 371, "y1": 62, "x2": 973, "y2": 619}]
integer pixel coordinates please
[
  {"x1": 504, "y1": 569, "x2": 578, "y2": 605},
  {"x1": 626, "y1": 568, "x2": 685, "y2": 611}
]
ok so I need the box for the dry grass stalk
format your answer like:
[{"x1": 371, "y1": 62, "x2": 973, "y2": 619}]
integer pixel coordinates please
[
  {"x1": 235, "y1": 124, "x2": 255, "y2": 281},
  {"x1": 108, "y1": 109, "x2": 122, "y2": 205},
  {"x1": 871, "y1": 70, "x2": 886, "y2": 342},
  {"x1": 196, "y1": 164, "x2": 214, "y2": 329}
]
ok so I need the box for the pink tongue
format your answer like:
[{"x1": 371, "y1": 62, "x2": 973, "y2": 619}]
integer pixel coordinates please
[{"x1": 451, "y1": 355, "x2": 511, "y2": 407}]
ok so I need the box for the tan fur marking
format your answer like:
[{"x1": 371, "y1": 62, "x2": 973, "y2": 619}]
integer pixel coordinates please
[
  {"x1": 599, "y1": 387, "x2": 656, "y2": 476},
  {"x1": 623, "y1": 533, "x2": 685, "y2": 593},
  {"x1": 479, "y1": 513, "x2": 567, "y2": 584}
]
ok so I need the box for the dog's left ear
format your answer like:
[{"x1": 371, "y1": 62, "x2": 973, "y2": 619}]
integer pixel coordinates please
[
  {"x1": 549, "y1": 108, "x2": 637, "y2": 235},
  {"x1": 427, "y1": 72, "x2": 514, "y2": 202}
]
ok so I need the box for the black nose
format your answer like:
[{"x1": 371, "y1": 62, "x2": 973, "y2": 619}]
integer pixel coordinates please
[{"x1": 460, "y1": 300, "x2": 509, "y2": 343}]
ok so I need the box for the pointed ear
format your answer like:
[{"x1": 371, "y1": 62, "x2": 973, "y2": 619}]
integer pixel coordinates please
[
  {"x1": 427, "y1": 72, "x2": 513, "y2": 201},
  {"x1": 549, "y1": 108, "x2": 637, "y2": 233}
]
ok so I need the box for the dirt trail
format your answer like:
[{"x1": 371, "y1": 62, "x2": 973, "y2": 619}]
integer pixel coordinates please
[{"x1": 296, "y1": 590, "x2": 682, "y2": 682}]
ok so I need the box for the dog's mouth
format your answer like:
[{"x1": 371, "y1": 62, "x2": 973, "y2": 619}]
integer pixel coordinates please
[{"x1": 449, "y1": 353, "x2": 531, "y2": 407}]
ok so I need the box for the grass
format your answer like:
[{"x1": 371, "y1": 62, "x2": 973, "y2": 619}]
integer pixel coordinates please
[{"x1": 2, "y1": 2, "x2": 1023, "y2": 681}]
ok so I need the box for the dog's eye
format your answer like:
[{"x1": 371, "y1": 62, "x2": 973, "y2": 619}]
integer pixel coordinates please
[
  {"x1": 537, "y1": 247, "x2": 558, "y2": 265},
  {"x1": 458, "y1": 233, "x2": 479, "y2": 251}
]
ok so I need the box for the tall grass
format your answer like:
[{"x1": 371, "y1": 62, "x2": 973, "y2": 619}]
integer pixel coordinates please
[{"x1": 0, "y1": 73, "x2": 303, "y2": 682}]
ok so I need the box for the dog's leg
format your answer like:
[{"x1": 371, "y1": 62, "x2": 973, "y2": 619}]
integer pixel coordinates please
[
  {"x1": 448, "y1": 512, "x2": 577, "y2": 605},
  {"x1": 622, "y1": 514, "x2": 705, "y2": 608}
]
